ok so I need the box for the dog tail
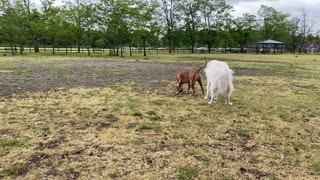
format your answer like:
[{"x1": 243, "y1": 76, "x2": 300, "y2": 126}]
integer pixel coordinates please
[
  {"x1": 196, "y1": 58, "x2": 208, "y2": 73},
  {"x1": 204, "y1": 57, "x2": 208, "y2": 66}
]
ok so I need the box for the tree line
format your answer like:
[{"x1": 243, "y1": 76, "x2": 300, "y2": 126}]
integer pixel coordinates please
[{"x1": 0, "y1": 0, "x2": 319, "y2": 56}]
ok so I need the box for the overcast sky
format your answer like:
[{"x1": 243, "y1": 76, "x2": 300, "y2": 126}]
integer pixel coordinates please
[{"x1": 226, "y1": 0, "x2": 320, "y2": 33}]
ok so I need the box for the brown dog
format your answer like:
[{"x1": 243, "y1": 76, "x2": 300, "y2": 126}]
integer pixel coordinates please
[{"x1": 175, "y1": 60, "x2": 207, "y2": 96}]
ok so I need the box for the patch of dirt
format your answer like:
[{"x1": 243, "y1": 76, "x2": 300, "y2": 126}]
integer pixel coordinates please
[
  {"x1": 46, "y1": 168, "x2": 60, "y2": 177},
  {"x1": 96, "y1": 122, "x2": 112, "y2": 131},
  {"x1": 67, "y1": 114, "x2": 118, "y2": 131},
  {"x1": 0, "y1": 60, "x2": 266, "y2": 97},
  {"x1": 242, "y1": 145, "x2": 259, "y2": 152},
  {"x1": 240, "y1": 167, "x2": 270, "y2": 179},
  {"x1": 127, "y1": 123, "x2": 138, "y2": 129},
  {"x1": 17, "y1": 153, "x2": 50, "y2": 177},
  {"x1": 0, "y1": 60, "x2": 184, "y2": 96},
  {"x1": 36, "y1": 139, "x2": 62, "y2": 150},
  {"x1": 0, "y1": 129, "x2": 18, "y2": 138},
  {"x1": 65, "y1": 170, "x2": 81, "y2": 180}
]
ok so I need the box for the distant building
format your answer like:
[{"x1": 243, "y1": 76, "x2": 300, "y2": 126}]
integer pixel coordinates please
[
  {"x1": 256, "y1": 39, "x2": 285, "y2": 54},
  {"x1": 298, "y1": 43, "x2": 320, "y2": 53},
  {"x1": 241, "y1": 39, "x2": 286, "y2": 54},
  {"x1": 307, "y1": 43, "x2": 318, "y2": 53}
]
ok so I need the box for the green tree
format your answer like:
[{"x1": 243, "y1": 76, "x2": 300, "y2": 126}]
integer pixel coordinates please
[
  {"x1": 233, "y1": 13, "x2": 259, "y2": 53},
  {"x1": 43, "y1": 7, "x2": 66, "y2": 54},
  {"x1": 98, "y1": 0, "x2": 134, "y2": 56},
  {"x1": 199, "y1": 0, "x2": 233, "y2": 53},
  {"x1": 287, "y1": 17, "x2": 301, "y2": 52},
  {"x1": 159, "y1": 0, "x2": 178, "y2": 53},
  {"x1": 64, "y1": 0, "x2": 85, "y2": 53},
  {"x1": 82, "y1": 3, "x2": 98, "y2": 56},
  {"x1": 132, "y1": 0, "x2": 159, "y2": 56},
  {"x1": 0, "y1": 0, "x2": 28, "y2": 55},
  {"x1": 177, "y1": 0, "x2": 201, "y2": 53},
  {"x1": 258, "y1": 5, "x2": 291, "y2": 43},
  {"x1": 28, "y1": 10, "x2": 47, "y2": 52},
  {"x1": 20, "y1": 0, "x2": 44, "y2": 53}
]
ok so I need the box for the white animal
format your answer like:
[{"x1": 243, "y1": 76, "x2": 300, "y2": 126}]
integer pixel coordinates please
[{"x1": 204, "y1": 60, "x2": 234, "y2": 105}]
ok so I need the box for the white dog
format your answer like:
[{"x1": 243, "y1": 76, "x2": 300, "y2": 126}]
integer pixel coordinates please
[{"x1": 204, "y1": 60, "x2": 234, "y2": 105}]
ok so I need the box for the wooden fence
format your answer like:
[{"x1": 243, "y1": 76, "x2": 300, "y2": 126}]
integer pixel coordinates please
[
  {"x1": 0, "y1": 46, "x2": 300, "y2": 54},
  {"x1": 0, "y1": 47, "x2": 107, "y2": 54},
  {"x1": 0, "y1": 47, "x2": 214, "y2": 54}
]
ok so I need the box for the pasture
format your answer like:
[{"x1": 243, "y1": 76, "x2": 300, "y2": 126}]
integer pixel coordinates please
[{"x1": 0, "y1": 53, "x2": 320, "y2": 179}]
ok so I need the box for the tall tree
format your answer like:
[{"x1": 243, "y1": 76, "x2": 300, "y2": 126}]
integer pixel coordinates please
[
  {"x1": 0, "y1": 0, "x2": 28, "y2": 54},
  {"x1": 297, "y1": 9, "x2": 314, "y2": 48},
  {"x1": 98, "y1": 0, "x2": 133, "y2": 56},
  {"x1": 64, "y1": 0, "x2": 85, "y2": 53},
  {"x1": 21, "y1": 0, "x2": 43, "y2": 52},
  {"x1": 132, "y1": 0, "x2": 159, "y2": 56},
  {"x1": 199, "y1": 0, "x2": 233, "y2": 53},
  {"x1": 233, "y1": 13, "x2": 259, "y2": 53},
  {"x1": 159, "y1": 0, "x2": 178, "y2": 53},
  {"x1": 287, "y1": 17, "x2": 301, "y2": 52},
  {"x1": 258, "y1": 5, "x2": 291, "y2": 42},
  {"x1": 82, "y1": 3, "x2": 98, "y2": 56},
  {"x1": 44, "y1": 7, "x2": 65, "y2": 54},
  {"x1": 0, "y1": 8, "x2": 19, "y2": 54},
  {"x1": 177, "y1": 0, "x2": 201, "y2": 53},
  {"x1": 29, "y1": 10, "x2": 47, "y2": 52}
]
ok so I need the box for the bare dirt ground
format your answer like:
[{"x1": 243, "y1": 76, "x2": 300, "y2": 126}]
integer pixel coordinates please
[
  {"x1": 0, "y1": 60, "x2": 183, "y2": 96},
  {"x1": 0, "y1": 59, "x2": 261, "y2": 96}
]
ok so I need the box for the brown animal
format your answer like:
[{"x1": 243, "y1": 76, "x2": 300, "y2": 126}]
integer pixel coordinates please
[{"x1": 175, "y1": 59, "x2": 207, "y2": 96}]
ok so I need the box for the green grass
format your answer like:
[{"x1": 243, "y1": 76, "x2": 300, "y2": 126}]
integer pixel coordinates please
[
  {"x1": 177, "y1": 166, "x2": 199, "y2": 180},
  {"x1": 0, "y1": 163, "x2": 25, "y2": 178},
  {"x1": 146, "y1": 110, "x2": 157, "y2": 116},
  {"x1": 131, "y1": 111, "x2": 143, "y2": 117},
  {"x1": 130, "y1": 138, "x2": 145, "y2": 145},
  {"x1": 151, "y1": 99, "x2": 174, "y2": 106},
  {"x1": 0, "y1": 139, "x2": 26, "y2": 156},
  {"x1": 138, "y1": 123, "x2": 162, "y2": 132},
  {"x1": 149, "y1": 115, "x2": 163, "y2": 121},
  {"x1": 312, "y1": 163, "x2": 320, "y2": 175}
]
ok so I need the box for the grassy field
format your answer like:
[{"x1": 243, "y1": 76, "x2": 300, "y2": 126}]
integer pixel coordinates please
[{"x1": 0, "y1": 53, "x2": 320, "y2": 179}]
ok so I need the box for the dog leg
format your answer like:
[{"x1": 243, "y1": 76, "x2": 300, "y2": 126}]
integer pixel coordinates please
[
  {"x1": 175, "y1": 83, "x2": 183, "y2": 95},
  {"x1": 208, "y1": 96, "x2": 215, "y2": 104},
  {"x1": 198, "y1": 79, "x2": 205, "y2": 95},
  {"x1": 225, "y1": 85, "x2": 233, "y2": 105},
  {"x1": 186, "y1": 82, "x2": 190, "y2": 94},
  {"x1": 224, "y1": 94, "x2": 228, "y2": 105},
  {"x1": 226, "y1": 92, "x2": 232, "y2": 105},
  {"x1": 209, "y1": 88, "x2": 218, "y2": 104},
  {"x1": 204, "y1": 81, "x2": 210, "y2": 99},
  {"x1": 190, "y1": 82, "x2": 196, "y2": 96},
  {"x1": 208, "y1": 86, "x2": 216, "y2": 104},
  {"x1": 213, "y1": 91, "x2": 218, "y2": 103}
]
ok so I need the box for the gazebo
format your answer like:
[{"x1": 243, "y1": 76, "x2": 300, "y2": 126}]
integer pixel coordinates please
[{"x1": 256, "y1": 39, "x2": 285, "y2": 54}]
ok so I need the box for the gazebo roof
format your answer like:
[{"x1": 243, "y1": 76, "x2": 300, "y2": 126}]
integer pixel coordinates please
[{"x1": 257, "y1": 39, "x2": 284, "y2": 44}]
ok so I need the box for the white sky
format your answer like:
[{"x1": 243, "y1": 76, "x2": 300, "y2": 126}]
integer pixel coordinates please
[{"x1": 227, "y1": 0, "x2": 320, "y2": 33}]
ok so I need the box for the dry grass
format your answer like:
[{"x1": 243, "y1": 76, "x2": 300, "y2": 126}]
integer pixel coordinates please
[{"x1": 0, "y1": 53, "x2": 320, "y2": 179}]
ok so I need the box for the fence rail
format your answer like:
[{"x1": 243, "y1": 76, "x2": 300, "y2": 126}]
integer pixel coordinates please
[
  {"x1": 1, "y1": 46, "x2": 308, "y2": 54},
  {"x1": 0, "y1": 47, "x2": 109, "y2": 53},
  {"x1": 0, "y1": 47, "x2": 200, "y2": 54}
]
